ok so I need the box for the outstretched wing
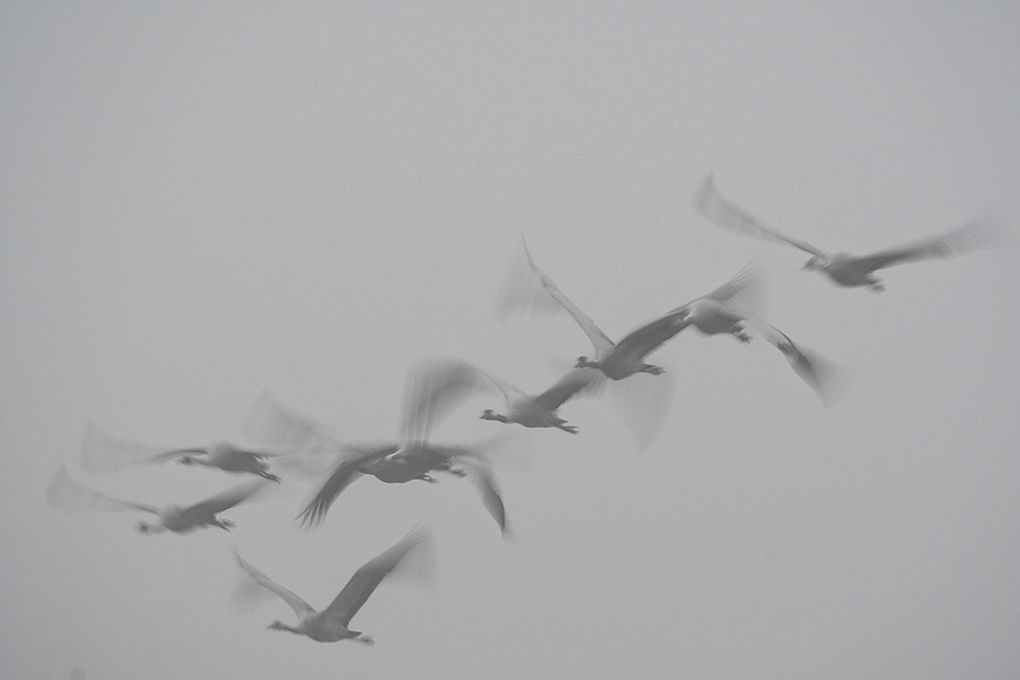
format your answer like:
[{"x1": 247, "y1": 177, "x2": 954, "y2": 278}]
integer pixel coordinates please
[
  {"x1": 613, "y1": 310, "x2": 691, "y2": 360},
  {"x1": 851, "y1": 222, "x2": 987, "y2": 273},
  {"x1": 695, "y1": 174, "x2": 826, "y2": 257},
  {"x1": 46, "y1": 465, "x2": 158, "y2": 514},
  {"x1": 231, "y1": 546, "x2": 316, "y2": 619},
  {"x1": 241, "y1": 391, "x2": 337, "y2": 453},
  {"x1": 79, "y1": 425, "x2": 193, "y2": 472},
  {"x1": 473, "y1": 466, "x2": 509, "y2": 538},
  {"x1": 672, "y1": 264, "x2": 765, "y2": 319},
  {"x1": 401, "y1": 359, "x2": 487, "y2": 444},
  {"x1": 756, "y1": 324, "x2": 840, "y2": 404},
  {"x1": 323, "y1": 527, "x2": 431, "y2": 626},
  {"x1": 186, "y1": 479, "x2": 269, "y2": 517},
  {"x1": 534, "y1": 368, "x2": 602, "y2": 411},
  {"x1": 521, "y1": 237, "x2": 616, "y2": 358},
  {"x1": 296, "y1": 446, "x2": 395, "y2": 528}
]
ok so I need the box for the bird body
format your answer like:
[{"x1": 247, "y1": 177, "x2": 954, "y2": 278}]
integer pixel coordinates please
[{"x1": 479, "y1": 366, "x2": 599, "y2": 433}]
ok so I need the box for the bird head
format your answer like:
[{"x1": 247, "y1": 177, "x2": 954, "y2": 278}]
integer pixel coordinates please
[
  {"x1": 575, "y1": 355, "x2": 597, "y2": 369},
  {"x1": 177, "y1": 455, "x2": 195, "y2": 465},
  {"x1": 480, "y1": 409, "x2": 499, "y2": 421},
  {"x1": 135, "y1": 520, "x2": 163, "y2": 535}
]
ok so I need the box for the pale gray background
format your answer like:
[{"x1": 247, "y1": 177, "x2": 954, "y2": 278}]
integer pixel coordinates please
[{"x1": 2, "y1": 3, "x2": 1019, "y2": 678}]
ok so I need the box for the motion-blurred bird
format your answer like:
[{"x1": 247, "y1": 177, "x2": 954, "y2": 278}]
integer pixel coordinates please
[
  {"x1": 80, "y1": 425, "x2": 293, "y2": 482},
  {"x1": 669, "y1": 266, "x2": 839, "y2": 402},
  {"x1": 232, "y1": 527, "x2": 430, "y2": 644},
  {"x1": 46, "y1": 465, "x2": 267, "y2": 534},
  {"x1": 518, "y1": 238, "x2": 692, "y2": 380},
  {"x1": 695, "y1": 173, "x2": 988, "y2": 291},
  {"x1": 251, "y1": 361, "x2": 510, "y2": 535},
  {"x1": 478, "y1": 366, "x2": 600, "y2": 434}
]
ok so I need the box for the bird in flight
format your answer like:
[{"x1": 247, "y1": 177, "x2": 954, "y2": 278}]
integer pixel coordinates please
[
  {"x1": 46, "y1": 465, "x2": 267, "y2": 534},
  {"x1": 232, "y1": 527, "x2": 431, "y2": 644},
  {"x1": 517, "y1": 238, "x2": 692, "y2": 381},
  {"x1": 695, "y1": 173, "x2": 988, "y2": 291},
  {"x1": 79, "y1": 425, "x2": 290, "y2": 482}
]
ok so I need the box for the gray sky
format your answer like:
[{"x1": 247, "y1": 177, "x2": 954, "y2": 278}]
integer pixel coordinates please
[{"x1": 2, "y1": 3, "x2": 1019, "y2": 678}]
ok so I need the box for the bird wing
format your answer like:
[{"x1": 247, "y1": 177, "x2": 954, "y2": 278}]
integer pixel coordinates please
[
  {"x1": 472, "y1": 465, "x2": 509, "y2": 537},
  {"x1": 612, "y1": 310, "x2": 692, "y2": 360},
  {"x1": 400, "y1": 359, "x2": 487, "y2": 444},
  {"x1": 671, "y1": 264, "x2": 765, "y2": 319},
  {"x1": 850, "y1": 222, "x2": 987, "y2": 273},
  {"x1": 534, "y1": 368, "x2": 602, "y2": 411},
  {"x1": 323, "y1": 527, "x2": 431, "y2": 626},
  {"x1": 695, "y1": 174, "x2": 826, "y2": 257},
  {"x1": 45, "y1": 465, "x2": 158, "y2": 514},
  {"x1": 521, "y1": 237, "x2": 616, "y2": 358},
  {"x1": 478, "y1": 369, "x2": 528, "y2": 404},
  {"x1": 231, "y1": 546, "x2": 316, "y2": 619},
  {"x1": 79, "y1": 425, "x2": 191, "y2": 472},
  {"x1": 295, "y1": 447, "x2": 394, "y2": 528},
  {"x1": 754, "y1": 323, "x2": 839, "y2": 403},
  {"x1": 185, "y1": 479, "x2": 268, "y2": 517},
  {"x1": 240, "y1": 391, "x2": 337, "y2": 453}
]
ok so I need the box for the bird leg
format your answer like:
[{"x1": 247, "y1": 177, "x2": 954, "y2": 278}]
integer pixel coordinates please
[
  {"x1": 641, "y1": 364, "x2": 665, "y2": 375},
  {"x1": 214, "y1": 518, "x2": 236, "y2": 531},
  {"x1": 866, "y1": 276, "x2": 885, "y2": 293},
  {"x1": 448, "y1": 467, "x2": 468, "y2": 478},
  {"x1": 732, "y1": 325, "x2": 752, "y2": 343},
  {"x1": 556, "y1": 423, "x2": 579, "y2": 434},
  {"x1": 420, "y1": 474, "x2": 439, "y2": 484},
  {"x1": 354, "y1": 634, "x2": 375, "y2": 646}
]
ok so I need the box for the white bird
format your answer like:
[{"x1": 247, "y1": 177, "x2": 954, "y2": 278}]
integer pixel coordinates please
[
  {"x1": 669, "y1": 266, "x2": 839, "y2": 401},
  {"x1": 519, "y1": 239, "x2": 693, "y2": 380},
  {"x1": 695, "y1": 173, "x2": 989, "y2": 291},
  {"x1": 46, "y1": 465, "x2": 267, "y2": 534},
  {"x1": 80, "y1": 425, "x2": 291, "y2": 482},
  {"x1": 478, "y1": 366, "x2": 600, "y2": 434},
  {"x1": 232, "y1": 527, "x2": 430, "y2": 644}
]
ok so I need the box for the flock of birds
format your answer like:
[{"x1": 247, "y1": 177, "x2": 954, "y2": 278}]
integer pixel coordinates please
[{"x1": 46, "y1": 174, "x2": 997, "y2": 644}]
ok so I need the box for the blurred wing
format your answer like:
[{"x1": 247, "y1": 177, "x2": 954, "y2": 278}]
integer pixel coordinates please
[
  {"x1": 494, "y1": 237, "x2": 567, "y2": 318},
  {"x1": 479, "y1": 369, "x2": 527, "y2": 404},
  {"x1": 80, "y1": 425, "x2": 189, "y2": 472},
  {"x1": 702, "y1": 262, "x2": 765, "y2": 309},
  {"x1": 241, "y1": 391, "x2": 336, "y2": 453},
  {"x1": 400, "y1": 359, "x2": 487, "y2": 443},
  {"x1": 521, "y1": 237, "x2": 616, "y2": 358},
  {"x1": 757, "y1": 325, "x2": 842, "y2": 404},
  {"x1": 472, "y1": 466, "x2": 510, "y2": 537},
  {"x1": 694, "y1": 174, "x2": 826, "y2": 256},
  {"x1": 323, "y1": 527, "x2": 431, "y2": 626},
  {"x1": 187, "y1": 479, "x2": 269, "y2": 517},
  {"x1": 295, "y1": 447, "x2": 392, "y2": 528},
  {"x1": 231, "y1": 546, "x2": 315, "y2": 619},
  {"x1": 45, "y1": 465, "x2": 157, "y2": 514},
  {"x1": 613, "y1": 311, "x2": 691, "y2": 360},
  {"x1": 534, "y1": 368, "x2": 602, "y2": 411},
  {"x1": 852, "y1": 222, "x2": 987, "y2": 272},
  {"x1": 607, "y1": 369, "x2": 678, "y2": 451}
]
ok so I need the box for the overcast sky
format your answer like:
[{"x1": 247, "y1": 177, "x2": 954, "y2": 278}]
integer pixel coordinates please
[{"x1": 2, "y1": 3, "x2": 1019, "y2": 678}]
